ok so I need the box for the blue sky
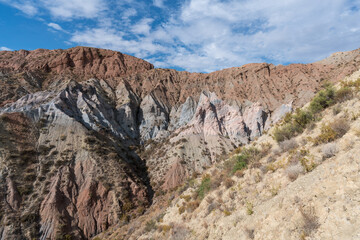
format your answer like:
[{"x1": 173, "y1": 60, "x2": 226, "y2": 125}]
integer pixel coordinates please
[{"x1": 0, "y1": 0, "x2": 360, "y2": 72}]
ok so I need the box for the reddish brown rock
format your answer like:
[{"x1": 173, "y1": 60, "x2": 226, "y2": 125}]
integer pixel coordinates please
[
  {"x1": 162, "y1": 160, "x2": 189, "y2": 190},
  {"x1": 0, "y1": 46, "x2": 154, "y2": 88}
]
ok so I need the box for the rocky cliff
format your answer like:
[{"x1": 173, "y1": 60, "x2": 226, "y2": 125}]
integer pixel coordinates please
[
  {"x1": 103, "y1": 69, "x2": 360, "y2": 240},
  {"x1": 0, "y1": 46, "x2": 360, "y2": 239}
]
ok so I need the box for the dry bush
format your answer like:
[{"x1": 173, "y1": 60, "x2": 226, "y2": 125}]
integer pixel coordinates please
[
  {"x1": 246, "y1": 202, "x2": 254, "y2": 215},
  {"x1": 330, "y1": 118, "x2": 350, "y2": 138},
  {"x1": 321, "y1": 142, "x2": 338, "y2": 159},
  {"x1": 178, "y1": 205, "x2": 185, "y2": 214},
  {"x1": 272, "y1": 148, "x2": 281, "y2": 157},
  {"x1": 224, "y1": 178, "x2": 234, "y2": 189},
  {"x1": 245, "y1": 228, "x2": 255, "y2": 239},
  {"x1": 171, "y1": 224, "x2": 190, "y2": 240},
  {"x1": 288, "y1": 149, "x2": 307, "y2": 165},
  {"x1": 228, "y1": 191, "x2": 236, "y2": 200},
  {"x1": 259, "y1": 142, "x2": 272, "y2": 157},
  {"x1": 234, "y1": 169, "x2": 245, "y2": 178},
  {"x1": 144, "y1": 220, "x2": 157, "y2": 233},
  {"x1": 223, "y1": 209, "x2": 231, "y2": 216},
  {"x1": 313, "y1": 118, "x2": 350, "y2": 145},
  {"x1": 186, "y1": 200, "x2": 200, "y2": 213},
  {"x1": 158, "y1": 224, "x2": 172, "y2": 233},
  {"x1": 335, "y1": 86, "x2": 354, "y2": 102},
  {"x1": 299, "y1": 206, "x2": 320, "y2": 238},
  {"x1": 285, "y1": 164, "x2": 303, "y2": 181},
  {"x1": 332, "y1": 104, "x2": 341, "y2": 115},
  {"x1": 211, "y1": 173, "x2": 222, "y2": 189},
  {"x1": 206, "y1": 202, "x2": 219, "y2": 216},
  {"x1": 312, "y1": 124, "x2": 337, "y2": 145},
  {"x1": 205, "y1": 196, "x2": 214, "y2": 204},
  {"x1": 279, "y1": 138, "x2": 299, "y2": 152}
]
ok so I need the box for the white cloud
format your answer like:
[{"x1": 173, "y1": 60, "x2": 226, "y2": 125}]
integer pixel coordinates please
[
  {"x1": 0, "y1": 46, "x2": 12, "y2": 51},
  {"x1": 122, "y1": 8, "x2": 137, "y2": 20},
  {"x1": 3, "y1": 0, "x2": 360, "y2": 72},
  {"x1": 69, "y1": 0, "x2": 360, "y2": 72},
  {"x1": 0, "y1": 0, "x2": 105, "y2": 19},
  {"x1": 153, "y1": 0, "x2": 164, "y2": 8},
  {"x1": 132, "y1": 18, "x2": 153, "y2": 35},
  {"x1": 47, "y1": 22, "x2": 63, "y2": 31},
  {"x1": 70, "y1": 28, "x2": 167, "y2": 58},
  {"x1": 0, "y1": 0, "x2": 38, "y2": 15},
  {"x1": 40, "y1": 0, "x2": 106, "y2": 19}
]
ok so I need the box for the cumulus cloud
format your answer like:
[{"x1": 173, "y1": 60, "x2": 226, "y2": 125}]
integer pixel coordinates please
[
  {"x1": 0, "y1": 46, "x2": 12, "y2": 51},
  {"x1": 2, "y1": 0, "x2": 360, "y2": 72},
  {"x1": 40, "y1": 0, "x2": 106, "y2": 19},
  {"x1": 70, "y1": 28, "x2": 167, "y2": 58},
  {"x1": 68, "y1": 0, "x2": 360, "y2": 72},
  {"x1": 132, "y1": 18, "x2": 154, "y2": 35},
  {"x1": 47, "y1": 22, "x2": 64, "y2": 31}
]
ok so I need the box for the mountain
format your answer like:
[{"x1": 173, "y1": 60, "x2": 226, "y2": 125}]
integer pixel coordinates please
[
  {"x1": 102, "y1": 69, "x2": 360, "y2": 240},
  {"x1": 0, "y1": 46, "x2": 360, "y2": 239}
]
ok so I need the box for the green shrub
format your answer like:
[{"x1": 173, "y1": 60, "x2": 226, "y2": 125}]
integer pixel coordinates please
[
  {"x1": 273, "y1": 85, "x2": 338, "y2": 143},
  {"x1": 292, "y1": 109, "x2": 313, "y2": 128},
  {"x1": 232, "y1": 155, "x2": 248, "y2": 174},
  {"x1": 246, "y1": 202, "x2": 254, "y2": 215},
  {"x1": 197, "y1": 175, "x2": 211, "y2": 199},
  {"x1": 241, "y1": 147, "x2": 260, "y2": 161},
  {"x1": 273, "y1": 123, "x2": 301, "y2": 142},
  {"x1": 309, "y1": 86, "x2": 335, "y2": 114}
]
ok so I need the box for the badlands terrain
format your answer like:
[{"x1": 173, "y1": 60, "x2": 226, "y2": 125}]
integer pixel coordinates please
[{"x1": 0, "y1": 46, "x2": 360, "y2": 239}]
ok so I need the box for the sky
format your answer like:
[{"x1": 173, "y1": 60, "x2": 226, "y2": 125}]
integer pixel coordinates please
[{"x1": 0, "y1": 0, "x2": 360, "y2": 72}]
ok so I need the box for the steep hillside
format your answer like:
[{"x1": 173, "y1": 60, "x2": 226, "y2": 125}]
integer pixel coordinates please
[
  {"x1": 100, "y1": 69, "x2": 360, "y2": 240},
  {"x1": 0, "y1": 46, "x2": 360, "y2": 239}
]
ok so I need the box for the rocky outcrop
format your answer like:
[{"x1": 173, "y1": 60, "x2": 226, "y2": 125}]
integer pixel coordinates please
[
  {"x1": 0, "y1": 46, "x2": 154, "y2": 85},
  {"x1": 162, "y1": 160, "x2": 189, "y2": 190},
  {"x1": 0, "y1": 79, "x2": 152, "y2": 239}
]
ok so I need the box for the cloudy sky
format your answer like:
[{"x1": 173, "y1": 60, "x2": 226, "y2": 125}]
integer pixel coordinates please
[{"x1": 0, "y1": 0, "x2": 359, "y2": 72}]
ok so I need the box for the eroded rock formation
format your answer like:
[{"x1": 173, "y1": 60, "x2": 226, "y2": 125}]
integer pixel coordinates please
[{"x1": 1, "y1": 46, "x2": 360, "y2": 239}]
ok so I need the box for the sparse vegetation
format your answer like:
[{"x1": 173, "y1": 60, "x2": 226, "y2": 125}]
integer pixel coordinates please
[
  {"x1": 145, "y1": 220, "x2": 157, "y2": 232},
  {"x1": 223, "y1": 209, "x2": 231, "y2": 216},
  {"x1": 299, "y1": 206, "x2": 320, "y2": 239},
  {"x1": 197, "y1": 174, "x2": 211, "y2": 199},
  {"x1": 272, "y1": 84, "x2": 354, "y2": 142},
  {"x1": 313, "y1": 118, "x2": 350, "y2": 145},
  {"x1": 279, "y1": 138, "x2": 298, "y2": 152},
  {"x1": 322, "y1": 142, "x2": 338, "y2": 159},
  {"x1": 224, "y1": 178, "x2": 234, "y2": 188},
  {"x1": 246, "y1": 202, "x2": 254, "y2": 215},
  {"x1": 285, "y1": 164, "x2": 303, "y2": 181},
  {"x1": 309, "y1": 85, "x2": 335, "y2": 114}
]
